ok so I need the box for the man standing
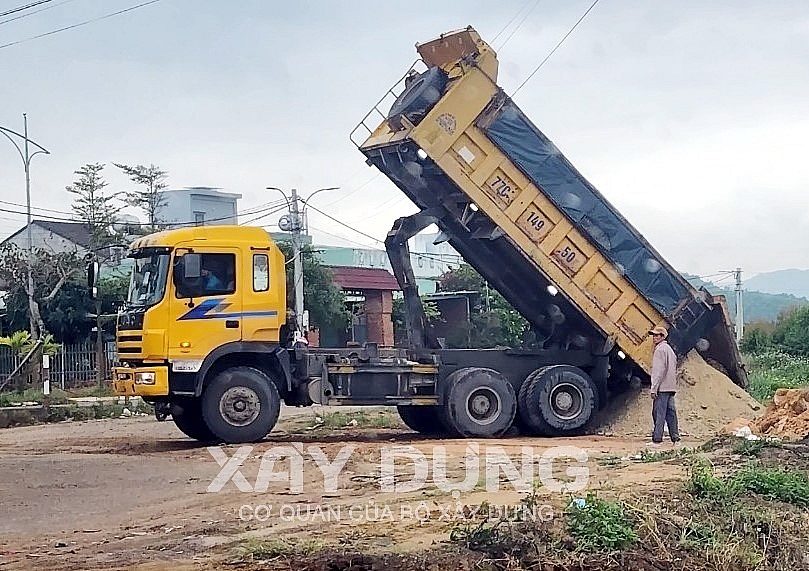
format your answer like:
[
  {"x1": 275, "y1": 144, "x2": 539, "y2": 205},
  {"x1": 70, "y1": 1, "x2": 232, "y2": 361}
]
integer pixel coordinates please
[{"x1": 648, "y1": 325, "x2": 680, "y2": 447}]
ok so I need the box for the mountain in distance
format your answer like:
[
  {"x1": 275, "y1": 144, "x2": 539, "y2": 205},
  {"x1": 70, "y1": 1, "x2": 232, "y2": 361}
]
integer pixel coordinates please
[
  {"x1": 683, "y1": 273, "x2": 808, "y2": 324},
  {"x1": 743, "y1": 268, "x2": 809, "y2": 300}
]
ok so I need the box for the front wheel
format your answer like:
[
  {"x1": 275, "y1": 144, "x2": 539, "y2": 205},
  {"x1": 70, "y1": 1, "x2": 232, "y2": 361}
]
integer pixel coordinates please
[
  {"x1": 172, "y1": 397, "x2": 216, "y2": 442},
  {"x1": 397, "y1": 405, "x2": 447, "y2": 436},
  {"x1": 201, "y1": 366, "x2": 281, "y2": 443}
]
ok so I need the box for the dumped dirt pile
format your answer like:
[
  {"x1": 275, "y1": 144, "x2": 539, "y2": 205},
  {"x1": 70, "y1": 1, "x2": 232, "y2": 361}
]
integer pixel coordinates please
[
  {"x1": 753, "y1": 388, "x2": 809, "y2": 440},
  {"x1": 596, "y1": 350, "x2": 763, "y2": 438}
]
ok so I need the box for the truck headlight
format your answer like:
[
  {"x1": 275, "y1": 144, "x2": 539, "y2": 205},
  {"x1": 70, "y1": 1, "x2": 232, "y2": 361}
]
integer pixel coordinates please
[{"x1": 134, "y1": 372, "x2": 156, "y2": 385}]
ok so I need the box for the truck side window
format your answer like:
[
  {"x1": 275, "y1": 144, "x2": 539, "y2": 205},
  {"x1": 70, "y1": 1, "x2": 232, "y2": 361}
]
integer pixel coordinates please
[
  {"x1": 253, "y1": 254, "x2": 269, "y2": 292},
  {"x1": 175, "y1": 253, "x2": 236, "y2": 298}
]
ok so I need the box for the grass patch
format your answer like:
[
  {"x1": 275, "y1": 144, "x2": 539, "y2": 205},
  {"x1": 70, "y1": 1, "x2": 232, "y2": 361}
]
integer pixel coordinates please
[
  {"x1": 733, "y1": 465, "x2": 809, "y2": 507},
  {"x1": 745, "y1": 350, "x2": 809, "y2": 402},
  {"x1": 565, "y1": 492, "x2": 637, "y2": 551},
  {"x1": 731, "y1": 437, "x2": 781, "y2": 457},
  {"x1": 687, "y1": 457, "x2": 809, "y2": 507},
  {"x1": 634, "y1": 446, "x2": 696, "y2": 463},
  {"x1": 240, "y1": 537, "x2": 323, "y2": 560},
  {"x1": 314, "y1": 409, "x2": 401, "y2": 430},
  {"x1": 0, "y1": 387, "x2": 71, "y2": 406}
]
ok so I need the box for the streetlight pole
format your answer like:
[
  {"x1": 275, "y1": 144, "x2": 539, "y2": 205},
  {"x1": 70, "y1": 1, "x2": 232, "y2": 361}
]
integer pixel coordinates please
[
  {"x1": 265, "y1": 186, "x2": 338, "y2": 335},
  {"x1": 0, "y1": 114, "x2": 50, "y2": 338}
]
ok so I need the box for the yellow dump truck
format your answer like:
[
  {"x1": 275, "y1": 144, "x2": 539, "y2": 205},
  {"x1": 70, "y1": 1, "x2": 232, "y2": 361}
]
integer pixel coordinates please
[{"x1": 106, "y1": 27, "x2": 745, "y2": 444}]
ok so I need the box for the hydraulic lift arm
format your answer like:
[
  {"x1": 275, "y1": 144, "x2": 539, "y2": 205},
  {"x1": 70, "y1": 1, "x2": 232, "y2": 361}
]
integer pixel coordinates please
[{"x1": 384, "y1": 210, "x2": 442, "y2": 351}]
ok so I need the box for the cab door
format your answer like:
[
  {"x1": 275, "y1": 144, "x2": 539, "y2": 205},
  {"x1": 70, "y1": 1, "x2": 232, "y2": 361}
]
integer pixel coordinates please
[{"x1": 168, "y1": 249, "x2": 242, "y2": 370}]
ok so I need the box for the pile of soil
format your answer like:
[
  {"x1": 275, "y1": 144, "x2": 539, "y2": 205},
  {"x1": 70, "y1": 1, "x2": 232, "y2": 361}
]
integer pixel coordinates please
[
  {"x1": 753, "y1": 388, "x2": 809, "y2": 440},
  {"x1": 596, "y1": 350, "x2": 763, "y2": 438}
]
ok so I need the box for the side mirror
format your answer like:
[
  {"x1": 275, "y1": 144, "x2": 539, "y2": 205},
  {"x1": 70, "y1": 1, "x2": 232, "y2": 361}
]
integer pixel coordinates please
[
  {"x1": 87, "y1": 260, "x2": 99, "y2": 299},
  {"x1": 183, "y1": 253, "x2": 201, "y2": 279}
]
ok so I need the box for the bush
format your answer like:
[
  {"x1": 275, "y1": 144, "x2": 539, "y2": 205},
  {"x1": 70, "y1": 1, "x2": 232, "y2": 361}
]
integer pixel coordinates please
[
  {"x1": 565, "y1": 493, "x2": 637, "y2": 551},
  {"x1": 733, "y1": 466, "x2": 809, "y2": 507}
]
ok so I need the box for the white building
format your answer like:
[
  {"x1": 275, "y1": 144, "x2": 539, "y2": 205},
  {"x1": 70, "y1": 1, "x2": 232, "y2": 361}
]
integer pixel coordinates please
[{"x1": 159, "y1": 187, "x2": 241, "y2": 227}]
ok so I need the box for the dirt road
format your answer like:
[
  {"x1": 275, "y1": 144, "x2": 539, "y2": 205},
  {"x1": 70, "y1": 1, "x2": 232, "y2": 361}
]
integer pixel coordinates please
[{"x1": 0, "y1": 407, "x2": 696, "y2": 570}]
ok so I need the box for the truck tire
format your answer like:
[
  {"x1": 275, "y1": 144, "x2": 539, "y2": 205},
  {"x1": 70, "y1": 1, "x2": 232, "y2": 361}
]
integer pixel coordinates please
[
  {"x1": 171, "y1": 398, "x2": 217, "y2": 442},
  {"x1": 172, "y1": 397, "x2": 216, "y2": 442},
  {"x1": 387, "y1": 67, "x2": 448, "y2": 131},
  {"x1": 397, "y1": 405, "x2": 446, "y2": 436},
  {"x1": 443, "y1": 367, "x2": 516, "y2": 438},
  {"x1": 201, "y1": 366, "x2": 281, "y2": 444},
  {"x1": 518, "y1": 365, "x2": 597, "y2": 436}
]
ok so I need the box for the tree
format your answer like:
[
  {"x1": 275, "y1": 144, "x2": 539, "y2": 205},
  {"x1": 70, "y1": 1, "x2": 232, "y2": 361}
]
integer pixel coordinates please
[
  {"x1": 66, "y1": 163, "x2": 122, "y2": 386},
  {"x1": 0, "y1": 244, "x2": 84, "y2": 340},
  {"x1": 771, "y1": 306, "x2": 809, "y2": 356},
  {"x1": 275, "y1": 241, "x2": 348, "y2": 331},
  {"x1": 114, "y1": 163, "x2": 168, "y2": 233},
  {"x1": 66, "y1": 163, "x2": 121, "y2": 254},
  {"x1": 436, "y1": 264, "x2": 529, "y2": 348},
  {"x1": 740, "y1": 320, "x2": 774, "y2": 353}
]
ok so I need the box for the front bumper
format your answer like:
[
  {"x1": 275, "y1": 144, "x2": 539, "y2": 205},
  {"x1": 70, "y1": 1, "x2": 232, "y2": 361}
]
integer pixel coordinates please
[{"x1": 112, "y1": 366, "x2": 170, "y2": 397}]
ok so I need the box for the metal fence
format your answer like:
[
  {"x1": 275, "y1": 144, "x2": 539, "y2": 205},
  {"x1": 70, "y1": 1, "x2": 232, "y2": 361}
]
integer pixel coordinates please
[{"x1": 0, "y1": 342, "x2": 116, "y2": 391}]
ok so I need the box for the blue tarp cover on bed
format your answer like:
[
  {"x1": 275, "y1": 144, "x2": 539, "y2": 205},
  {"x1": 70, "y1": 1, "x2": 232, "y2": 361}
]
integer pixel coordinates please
[{"x1": 482, "y1": 100, "x2": 688, "y2": 315}]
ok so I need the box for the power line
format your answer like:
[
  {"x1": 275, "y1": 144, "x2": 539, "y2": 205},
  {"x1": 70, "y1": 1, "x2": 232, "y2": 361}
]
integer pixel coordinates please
[
  {"x1": 0, "y1": 0, "x2": 162, "y2": 50},
  {"x1": 305, "y1": 203, "x2": 384, "y2": 244},
  {"x1": 491, "y1": 0, "x2": 533, "y2": 44},
  {"x1": 0, "y1": 0, "x2": 73, "y2": 25},
  {"x1": 497, "y1": 0, "x2": 542, "y2": 51},
  {"x1": 512, "y1": 0, "x2": 601, "y2": 96},
  {"x1": 0, "y1": 0, "x2": 52, "y2": 18},
  {"x1": 0, "y1": 198, "x2": 72, "y2": 216}
]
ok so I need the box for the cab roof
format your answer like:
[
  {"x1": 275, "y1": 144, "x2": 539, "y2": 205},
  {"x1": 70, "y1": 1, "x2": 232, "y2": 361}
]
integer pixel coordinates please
[{"x1": 129, "y1": 225, "x2": 273, "y2": 251}]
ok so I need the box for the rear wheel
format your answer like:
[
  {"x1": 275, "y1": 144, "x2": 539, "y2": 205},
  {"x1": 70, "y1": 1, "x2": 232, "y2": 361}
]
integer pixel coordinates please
[
  {"x1": 172, "y1": 397, "x2": 216, "y2": 442},
  {"x1": 201, "y1": 366, "x2": 281, "y2": 443},
  {"x1": 397, "y1": 405, "x2": 446, "y2": 435},
  {"x1": 518, "y1": 365, "x2": 597, "y2": 436},
  {"x1": 442, "y1": 368, "x2": 516, "y2": 438}
]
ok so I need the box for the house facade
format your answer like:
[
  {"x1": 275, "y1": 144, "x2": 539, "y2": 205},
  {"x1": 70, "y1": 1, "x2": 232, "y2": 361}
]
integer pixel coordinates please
[{"x1": 159, "y1": 187, "x2": 241, "y2": 227}]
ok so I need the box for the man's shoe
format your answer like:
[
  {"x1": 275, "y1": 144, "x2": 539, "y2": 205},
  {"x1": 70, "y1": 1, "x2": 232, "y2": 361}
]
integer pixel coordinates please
[
  {"x1": 671, "y1": 440, "x2": 682, "y2": 448},
  {"x1": 646, "y1": 441, "x2": 663, "y2": 449}
]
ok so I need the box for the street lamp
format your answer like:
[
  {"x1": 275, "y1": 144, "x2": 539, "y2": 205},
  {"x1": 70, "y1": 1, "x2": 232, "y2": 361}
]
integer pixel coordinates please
[
  {"x1": 0, "y1": 114, "x2": 50, "y2": 337},
  {"x1": 265, "y1": 186, "x2": 338, "y2": 334}
]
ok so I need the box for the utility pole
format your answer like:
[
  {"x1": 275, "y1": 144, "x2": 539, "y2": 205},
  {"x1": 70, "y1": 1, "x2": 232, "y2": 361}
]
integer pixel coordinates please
[
  {"x1": 0, "y1": 115, "x2": 50, "y2": 339},
  {"x1": 734, "y1": 267, "x2": 743, "y2": 344},
  {"x1": 267, "y1": 186, "x2": 338, "y2": 336},
  {"x1": 289, "y1": 188, "x2": 305, "y2": 333}
]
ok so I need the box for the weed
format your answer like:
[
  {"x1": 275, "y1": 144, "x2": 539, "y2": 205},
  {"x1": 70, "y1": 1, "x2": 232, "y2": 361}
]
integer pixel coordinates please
[
  {"x1": 635, "y1": 446, "x2": 695, "y2": 463},
  {"x1": 733, "y1": 465, "x2": 809, "y2": 507},
  {"x1": 679, "y1": 520, "x2": 719, "y2": 549},
  {"x1": 565, "y1": 492, "x2": 637, "y2": 551},
  {"x1": 240, "y1": 537, "x2": 323, "y2": 560},
  {"x1": 686, "y1": 458, "x2": 736, "y2": 500},
  {"x1": 731, "y1": 437, "x2": 781, "y2": 457},
  {"x1": 315, "y1": 409, "x2": 401, "y2": 430}
]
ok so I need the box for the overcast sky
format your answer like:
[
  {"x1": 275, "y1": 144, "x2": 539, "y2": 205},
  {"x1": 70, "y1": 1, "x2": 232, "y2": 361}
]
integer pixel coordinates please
[{"x1": 1, "y1": 0, "x2": 808, "y2": 282}]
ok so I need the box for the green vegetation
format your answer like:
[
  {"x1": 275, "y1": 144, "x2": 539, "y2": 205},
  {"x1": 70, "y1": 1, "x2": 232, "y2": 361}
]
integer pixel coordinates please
[
  {"x1": 745, "y1": 350, "x2": 809, "y2": 401},
  {"x1": 240, "y1": 537, "x2": 324, "y2": 560},
  {"x1": 687, "y1": 457, "x2": 809, "y2": 507},
  {"x1": 731, "y1": 437, "x2": 781, "y2": 457},
  {"x1": 565, "y1": 493, "x2": 637, "y2": 551},
  {"x1": 312, "y1": 408, "x2": 401, "y2": 430}
]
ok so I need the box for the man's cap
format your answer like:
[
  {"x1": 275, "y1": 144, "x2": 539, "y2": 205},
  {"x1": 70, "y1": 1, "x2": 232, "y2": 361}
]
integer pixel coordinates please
[{"x1": 648, "y1": 326, "x2": 668, "y2": 338}]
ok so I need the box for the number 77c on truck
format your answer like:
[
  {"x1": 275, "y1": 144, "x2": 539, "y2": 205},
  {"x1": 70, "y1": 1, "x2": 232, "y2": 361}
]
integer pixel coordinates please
[{"x1": 100, "y1": 27, "x2": 746, "y2": 444}]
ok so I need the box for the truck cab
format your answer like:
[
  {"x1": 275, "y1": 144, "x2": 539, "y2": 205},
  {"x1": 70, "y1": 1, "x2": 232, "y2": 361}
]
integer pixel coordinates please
[{"x1": 111, "y1": 226, "x2": 292, "y2": 442}]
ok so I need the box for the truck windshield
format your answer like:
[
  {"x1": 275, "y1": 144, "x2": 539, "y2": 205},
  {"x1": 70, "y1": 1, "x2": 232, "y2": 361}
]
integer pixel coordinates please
[{"x1": 128, "y1": 251, "x2": 170, "y2": 307}]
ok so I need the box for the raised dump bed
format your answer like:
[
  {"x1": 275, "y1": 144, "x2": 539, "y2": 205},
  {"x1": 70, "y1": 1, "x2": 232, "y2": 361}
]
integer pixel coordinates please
[{"x1": 353, "y1": 27, "x2": 745, "y2": 387}]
